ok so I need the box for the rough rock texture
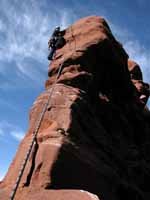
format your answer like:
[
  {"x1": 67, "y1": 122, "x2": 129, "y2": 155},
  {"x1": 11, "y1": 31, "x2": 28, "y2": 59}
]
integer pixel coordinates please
[
  {"x1": 1, "y1": 16, "x2": 150, "y2": 200},
  {"x1": 128, "y1": 59, "x2": 150, "y2": 107}
]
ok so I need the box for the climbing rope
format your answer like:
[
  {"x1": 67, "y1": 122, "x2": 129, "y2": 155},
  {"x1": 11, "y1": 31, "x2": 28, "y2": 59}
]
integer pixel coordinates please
[
  {"x1": 9, "y1": 26, "x2": 77, "y2": 200},
  {"x1": 9, "y1": 60, "x2": 64, "y2": 200}
]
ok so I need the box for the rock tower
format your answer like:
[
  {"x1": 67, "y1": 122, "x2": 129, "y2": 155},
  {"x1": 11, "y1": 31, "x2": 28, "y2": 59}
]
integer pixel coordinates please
[{"x1": 1, "y1": 16, "x2": 150, "y2": 200}]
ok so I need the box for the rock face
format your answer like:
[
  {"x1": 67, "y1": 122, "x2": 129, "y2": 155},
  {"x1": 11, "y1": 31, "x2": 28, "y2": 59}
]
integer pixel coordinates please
[{"x1": 1, "y1": 16, "x2": 150, "y2": 200}]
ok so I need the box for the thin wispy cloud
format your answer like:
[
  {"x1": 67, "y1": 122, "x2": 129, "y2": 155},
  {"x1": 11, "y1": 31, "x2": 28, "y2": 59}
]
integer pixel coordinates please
[
  {"x1": 110, "y1": 22, "x2": 133, "y2": 41},
  {"x1": 0, "y1": 1, "x2": 149, "y2": 90},
  {"x1": 124, "y1": 41, "x2": 150, "y2": 82},
  {"x1": 10, "y1": 131, "x2": 24, "y2": 141},
  {"x1": 0, "y1": 0, "x2": 149, "y2": 89},
  {"x1": 0, "y1": 0, "x2": 72, "y2": 88},
  {"x1": 109, "y1": 20, "x2": 150, "y2": 109},
  {"x1": 109, "y1": 21, "x2": 150, "y2": 84},
  {"x1": 0, "y1": 121, "x2": 25, "y2": 142},
  {"x1": 0, "y1": 0, "x2": 49, "y2": 62}
]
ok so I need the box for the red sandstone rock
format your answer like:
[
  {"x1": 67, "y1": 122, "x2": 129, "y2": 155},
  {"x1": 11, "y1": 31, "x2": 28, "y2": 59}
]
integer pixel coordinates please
[
  {"x1": 46, "y1": 16, "x2": 134, "y2": 102},
  {"x1": 128, "y1": 59, "x2": 150, "y2": 107},
  {"x1": 128, "y1": 59, "x2": 143, "y2": 80},
  {"x1": 1, "y1": 16, "x2": 150, "y2": 200},
  {"x1": 0, "y1": 188, "x2": 100, "y2": 200}
]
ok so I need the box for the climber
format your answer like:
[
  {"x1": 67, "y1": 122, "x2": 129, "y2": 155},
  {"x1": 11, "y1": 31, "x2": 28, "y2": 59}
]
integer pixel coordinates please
[{"x1": 48, "y1": 27, "x2": 65, "y2": 60}]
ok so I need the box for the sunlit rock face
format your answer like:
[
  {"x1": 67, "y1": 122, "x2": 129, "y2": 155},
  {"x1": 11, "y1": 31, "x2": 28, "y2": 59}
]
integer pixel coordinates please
[{"x1": 1, "y1": 16, "x2": 150, "y2": 200}]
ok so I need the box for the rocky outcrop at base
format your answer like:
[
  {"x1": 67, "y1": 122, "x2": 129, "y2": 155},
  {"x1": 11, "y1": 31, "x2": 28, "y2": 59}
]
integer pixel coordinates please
[{"x1": 0, "y1": 16, "x2": 150, "y2": 200}]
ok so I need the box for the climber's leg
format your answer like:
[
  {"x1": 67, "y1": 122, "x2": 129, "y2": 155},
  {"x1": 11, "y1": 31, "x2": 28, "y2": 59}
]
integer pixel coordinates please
[{"x1": 48, "y1": 47, "x2": 56, "y2": 60}]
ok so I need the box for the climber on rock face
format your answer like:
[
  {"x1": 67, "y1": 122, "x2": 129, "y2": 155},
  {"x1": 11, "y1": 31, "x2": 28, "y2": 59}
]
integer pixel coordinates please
[{"x1": 48, "y1": 27, "x2": 65, "y2": 60}]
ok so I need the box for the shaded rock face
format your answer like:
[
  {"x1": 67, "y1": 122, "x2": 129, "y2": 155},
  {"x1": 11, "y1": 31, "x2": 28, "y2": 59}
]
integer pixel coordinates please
[
  {"x1": 128, "y1": 59, "x2": 150, "y2": 107},
  {"x1": 1, "y1": 16, "x2": 150, "y2": 200},
  {"x1": 46, "y1": 16, "x2": 134, "y2": 103}
]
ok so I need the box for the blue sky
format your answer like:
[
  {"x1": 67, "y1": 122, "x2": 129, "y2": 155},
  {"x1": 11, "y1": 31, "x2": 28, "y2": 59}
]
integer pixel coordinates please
[{"x1": 0, "y1": 0, "x2": 150, "y2": 180}]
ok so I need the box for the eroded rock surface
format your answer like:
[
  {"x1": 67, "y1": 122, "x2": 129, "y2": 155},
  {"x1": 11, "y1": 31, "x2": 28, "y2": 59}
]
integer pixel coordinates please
[{"x1": 1, "y1": 16, "x2": 150, "y2": 200}]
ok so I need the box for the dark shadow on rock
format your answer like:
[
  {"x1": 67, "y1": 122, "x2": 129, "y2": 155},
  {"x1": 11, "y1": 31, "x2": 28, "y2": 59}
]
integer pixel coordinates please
[{"x1": 47, "y1": 89, "x2": 150, "y2": 200}]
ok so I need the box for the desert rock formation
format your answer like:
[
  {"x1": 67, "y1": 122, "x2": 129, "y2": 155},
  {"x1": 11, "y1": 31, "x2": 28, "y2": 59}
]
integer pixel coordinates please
[{"x1": 1, "y1": 16, "x2": 150, "y2": 200}]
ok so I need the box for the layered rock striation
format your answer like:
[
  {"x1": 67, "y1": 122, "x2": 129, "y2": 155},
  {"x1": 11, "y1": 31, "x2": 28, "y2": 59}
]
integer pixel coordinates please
[{"x1": 1, "y1": 16, "x2": 150, "y2": 200}]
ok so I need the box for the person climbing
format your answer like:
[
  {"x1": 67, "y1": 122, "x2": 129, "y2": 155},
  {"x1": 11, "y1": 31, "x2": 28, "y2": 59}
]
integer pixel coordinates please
[{"x1": 48, "y1": 27, "x2": 65, "y2": 60}]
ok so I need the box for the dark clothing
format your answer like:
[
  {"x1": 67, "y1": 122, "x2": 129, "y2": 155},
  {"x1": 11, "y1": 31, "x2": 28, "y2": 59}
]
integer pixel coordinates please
[
  {"x1": 55, "y1": 35, "x2": 65, "y2": 48},
  {"x1": 48, "y1": 47, "x2": 56, "y2": 60},
  {"x1": 48, "y1": 28, "x2": 65, "y2": 60},
  {"x1": 51, "y1": 27, "x2": 60, "y2": 38}
]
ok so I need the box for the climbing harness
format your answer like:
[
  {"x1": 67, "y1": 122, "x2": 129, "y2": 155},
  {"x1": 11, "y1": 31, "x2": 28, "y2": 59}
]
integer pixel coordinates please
[{"x1": 9, "y1": 60, "x2": 64, "y2": 200}]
